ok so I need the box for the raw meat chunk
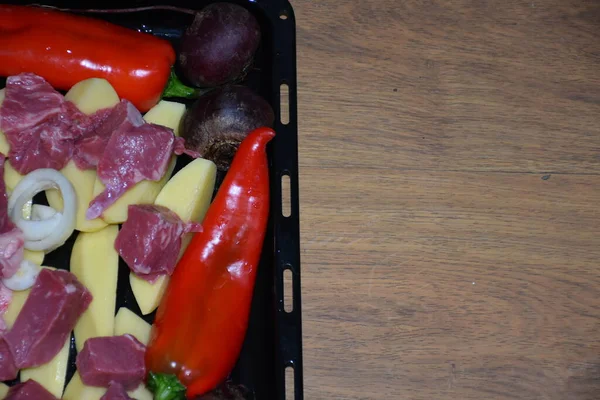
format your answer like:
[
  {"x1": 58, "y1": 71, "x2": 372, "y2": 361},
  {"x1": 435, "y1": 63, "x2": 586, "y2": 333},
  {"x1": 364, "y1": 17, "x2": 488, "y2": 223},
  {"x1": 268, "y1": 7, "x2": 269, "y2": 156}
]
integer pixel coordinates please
[
  {"x1": 5, "y1": 379, "x2": 58, "y2": 399},
  {"x1": 4, "y1": 269, "x2": 92, "y2": 368},
  {"x1": 76, "y1": 334, "x2": 146, "y2": 390},
  {"x1": 100, "y1": 382, "x2": 134, "y2": 400},
  {"x1": 115, "y1": 205, "x2": 201, "y2": 282}
]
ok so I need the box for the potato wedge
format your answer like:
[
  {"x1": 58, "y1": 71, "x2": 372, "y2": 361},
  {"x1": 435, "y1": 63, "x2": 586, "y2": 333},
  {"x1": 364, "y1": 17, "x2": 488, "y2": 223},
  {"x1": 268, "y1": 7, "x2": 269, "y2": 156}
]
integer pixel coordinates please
[
  {"x1": 114, "y1": 307, "x2": 151, "y2": 345},
  {"x1": 154, "y1": 157, "x2": 216, "y2": 225},
  {"x1": 2, "y1": 160, "x2": 21, "y2": 192},
  {"x1": 45, "y1": 161, "x2": 108, "y2": 233},
  {"x1": 71, "y1": 225, "x2": 119, "y2": 352},
  {"x1": 63, "y1": 372, "x2": 106, "y2": 400},
  {"x1": 92, "y1": 157, "x2": 176, "y2": 224},
  {"x1": 130, "y1": 158, "x2": 216, "y2": 315},
  {"x1": 20, "y1": 336, "x2": 70, "y2": 398},
  {"x1": 143, "y1": 100, "x2": 186, "y2": 136},
  {"x1": 129, "y1": 384, "x2": 153, "y2": 400},
  {"x1": 64, "y1": 77, "x2": 119, "y2": 115},
  {"x1": 129, "y1": 275, "x2": 169, "y2": 316},
  {"x1": 0, "y1": 382, "x2": 8, "y2": 398},
  {"x1": 23, "y1": 249, "x2": 44, "y2": 266}
]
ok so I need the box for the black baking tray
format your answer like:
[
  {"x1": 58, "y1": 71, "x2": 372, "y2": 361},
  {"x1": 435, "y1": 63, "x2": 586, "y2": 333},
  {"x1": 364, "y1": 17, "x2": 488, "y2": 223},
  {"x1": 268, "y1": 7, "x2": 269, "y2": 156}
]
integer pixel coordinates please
[{"x1": 0, "y1": 1, "x2": 302, "y2": 399}]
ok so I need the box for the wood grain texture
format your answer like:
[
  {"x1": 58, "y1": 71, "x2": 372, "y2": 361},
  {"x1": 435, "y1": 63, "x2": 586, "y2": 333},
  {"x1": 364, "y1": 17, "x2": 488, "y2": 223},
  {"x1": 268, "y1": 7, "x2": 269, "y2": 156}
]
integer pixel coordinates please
[{"x1": 293, "y1": 0, "x2": 600, "y2": 399}]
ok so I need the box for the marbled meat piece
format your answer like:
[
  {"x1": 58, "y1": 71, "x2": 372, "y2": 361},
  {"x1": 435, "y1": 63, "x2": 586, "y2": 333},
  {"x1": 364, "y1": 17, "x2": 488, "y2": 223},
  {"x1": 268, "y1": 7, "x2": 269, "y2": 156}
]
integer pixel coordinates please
[
  {"x1": 73, "y1": 99, "x2": 144, "y2": 170},
  {"x1": 0, "y1": 153, "x2": 23, "y2": 279},
  {"x1": 0, "y1": 282, "x2": 12, "y2": 333},
  {"x1": 76, "y1": 334, "x2": 146, "y2": 390},
  {"x1": 4, "y1": 268, "x2": 92, "y2": 368},
  {"x1": 115, "y1": 205, "x2": 202, "y2": 282},
  {"x1": 0, "y1": 336, "x2": 17, "y2": 381},
  {"x1": 0, "y1": 73, "x2": 92, "y2": 174},
  {"x1": 100, "y1": 382, "x2": 134, "y2": 400},
  {"x1": 5, "y1": 379, "x2": 58, "y2": 399},
  {"x1": 86, "y1": 102, "x2": 186, "y2": 220},
  {"x1": 173, "y1": 135, "x2": 201, "y2": 158}
]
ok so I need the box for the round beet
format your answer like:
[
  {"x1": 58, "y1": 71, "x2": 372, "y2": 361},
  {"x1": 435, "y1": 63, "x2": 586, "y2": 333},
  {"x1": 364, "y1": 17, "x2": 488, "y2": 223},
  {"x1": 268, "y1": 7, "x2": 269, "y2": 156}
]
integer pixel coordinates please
[
  {"x1": 179, "y1": 2, "x2": 261, "y2": 87},
  {"x1": 180, "y1": 84, "x2": 274, "y2": 171}
]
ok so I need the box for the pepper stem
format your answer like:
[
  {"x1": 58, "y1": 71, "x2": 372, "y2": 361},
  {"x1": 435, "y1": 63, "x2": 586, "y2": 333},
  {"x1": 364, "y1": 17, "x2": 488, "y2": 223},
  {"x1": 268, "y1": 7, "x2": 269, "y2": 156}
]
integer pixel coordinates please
[
  {"x1": 162, "y1": 69, "x2": 211, "y2": 100},
  {"x1": 147, "y1": 371, "x2": 187, "y2": 400}
]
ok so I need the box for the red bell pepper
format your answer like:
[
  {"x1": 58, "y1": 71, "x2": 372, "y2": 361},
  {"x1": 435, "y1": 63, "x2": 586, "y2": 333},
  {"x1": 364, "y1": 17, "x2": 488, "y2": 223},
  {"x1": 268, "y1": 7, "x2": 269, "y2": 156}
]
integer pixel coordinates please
[
  {"x1": 0, "y1": 5, "x2": 197, "y2": 112},
  {"x1": 145, "y1": 127, "x2": 276, "y2": 399}
]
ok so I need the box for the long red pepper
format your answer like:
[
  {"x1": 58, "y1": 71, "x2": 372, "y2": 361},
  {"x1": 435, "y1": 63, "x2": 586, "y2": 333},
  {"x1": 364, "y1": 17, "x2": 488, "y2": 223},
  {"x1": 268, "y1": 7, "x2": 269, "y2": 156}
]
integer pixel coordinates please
[
  {"x1": 0, "y1": 5, "x2": 196, "y2": 112},
  {"x1": 145, "y1": 127, "x2": 275, "y2": 399}
]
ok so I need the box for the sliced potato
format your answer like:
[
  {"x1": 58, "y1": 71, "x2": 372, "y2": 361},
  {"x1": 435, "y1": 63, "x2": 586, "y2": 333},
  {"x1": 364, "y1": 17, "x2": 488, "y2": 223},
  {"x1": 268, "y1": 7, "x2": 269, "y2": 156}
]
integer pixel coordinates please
[
  {"x1": 45, "y1": 161, "x2": 107, "y2": 233},
  {"x1": 71, "y1": 225, "x2": 119, "y2": 352},
  {"x1": 23, "y1": 249, "x2": 44, "y2": 266},
  {"x1": 129, "y1": 275, "x2": 169, "y2": 316},
  {"x1": 3, "y1": 160, "x2": 23, "y2": 192},
  {"x1": 92, "y1": 157, "x2": 177, "y2": 224},
  {"x1": 154, "y1": 157, "x2": 216, "y2": 225},
  {"x1": 20, "y1": 336, "x2": 70, "y2": 398},
  {"x1": 130, "y1": 158, "x2": 216, "y2": 315},
  {"x1": 143, "y1": 100, "x2": 186, "y2": 136},
  {"x1": 114, "y1": 307, "x2": 151, "y2": 345},
  {"x1": 63, "y1": 372, "x2": 106, "y2": 400},
  {"x1": 64, "y1": 77, "x2": 119, "y2": 115},
  {"x1": 0, "y1": 134, "x2": 8, "y2": 156},
  {"x1": 129, "y1": 383, "x2": 153, "y2": 400},
  {"x1": 0, "y1": 382, "x2": 8, "y2": 398}
]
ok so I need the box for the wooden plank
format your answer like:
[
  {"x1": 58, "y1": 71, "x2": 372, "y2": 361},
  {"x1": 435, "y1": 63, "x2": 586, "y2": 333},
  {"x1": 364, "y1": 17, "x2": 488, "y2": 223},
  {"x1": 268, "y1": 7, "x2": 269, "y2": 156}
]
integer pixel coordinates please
[
  {"x1": 295, "y1": 0, "x2": 600, "y2": 173},
  {"x1": 299, "y1": 168, "x2": 600, "y2": 399}
]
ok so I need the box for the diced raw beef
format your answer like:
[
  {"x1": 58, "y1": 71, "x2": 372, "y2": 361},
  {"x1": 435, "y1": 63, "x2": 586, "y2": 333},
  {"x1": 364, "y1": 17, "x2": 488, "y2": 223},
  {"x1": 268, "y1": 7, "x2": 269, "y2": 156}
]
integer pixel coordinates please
[
  {"x1": 0, "y1": 283, "x2": 12, "y2": 333},
  {"x1": 76, "y1": 334, "x2": 146, "y2": 391},
  {"x1": 73, "y1": 100, "x2": 144, "y2": 170},
  {"x1": 86, "y1": 104, "x2": 183, "y2": 220},
  {"x1": 0, "y1": 337, "x2": 17, "y2": 381},
  {"x1": 0, "y1": 153, "x2": 23, "y2": 279},
  {"x1": 0, "y1": 73, "x2": 64, "y2": 131},
  {"x1": 115, "y1": 205, "x2": 202, "y2": 282},
  {"x1": 5, "y1": 268, "x2": 92, "y2": 368},
  {"x1": 100, "y1": 382, "x2": 134, "y2": 400},
  {"x1": 0, "y1": 228, "x2": 22, "y2": 279},
  {"x1": 5, "y1": 379, "x2": 58, "y2": 399},
  {"x1": 0, "y1": 73, "x2": 91, "y2": 174},
  {"x1": 173, "y1": 136, "x2": 201, "y2": 158}
]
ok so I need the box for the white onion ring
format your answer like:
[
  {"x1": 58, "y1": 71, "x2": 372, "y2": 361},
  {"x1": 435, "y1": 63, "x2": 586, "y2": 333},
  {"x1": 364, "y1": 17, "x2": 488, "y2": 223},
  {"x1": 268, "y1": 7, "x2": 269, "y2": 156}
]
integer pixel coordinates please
[
  {"x1": 31, "y1": 204, "x2": 58, "y2": 220},
  {"x1": 2, "y1": 260, "x2": 41, "y2": 291},
  {"x1": 21, "y1": 199, "x2": 33, "y2": 220},
  {"x1": 7, "y1": 168, "x2": 77, "y2": 252}
]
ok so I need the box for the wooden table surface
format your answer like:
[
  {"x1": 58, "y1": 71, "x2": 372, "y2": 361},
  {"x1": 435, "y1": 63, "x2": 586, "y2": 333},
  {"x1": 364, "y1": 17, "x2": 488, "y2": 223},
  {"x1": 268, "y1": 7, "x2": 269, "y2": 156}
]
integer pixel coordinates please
[{"x1": 293, "y1": 0, "x2": 600, "y2": 398}]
